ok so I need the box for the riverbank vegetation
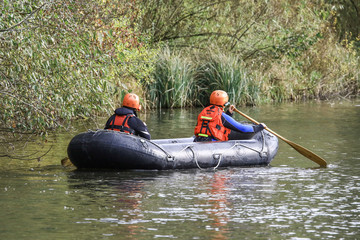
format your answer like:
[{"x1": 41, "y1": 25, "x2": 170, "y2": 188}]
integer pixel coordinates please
[{"x1": 1, "y1": 0, "x2": 359, "y2": 134}]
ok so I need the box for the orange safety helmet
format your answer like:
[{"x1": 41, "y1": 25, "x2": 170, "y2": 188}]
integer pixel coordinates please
[
  {"x1": 122, "y1": 93, "x2": 141, "y2": 111},
  {"x1": 210, "y1": 90, "x2": 229, "y2": 106}
]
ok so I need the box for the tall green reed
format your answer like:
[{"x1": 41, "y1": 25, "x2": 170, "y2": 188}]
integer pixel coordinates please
[
  {"x1": 195, "y1": 52, "x2": 262, "y2": 106},
  {"x1": 146, "y1": 48, "x2": 196, "y2": 108}
]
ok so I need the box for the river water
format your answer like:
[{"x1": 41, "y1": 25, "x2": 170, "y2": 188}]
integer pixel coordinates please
[{"x1": 0, "y1": 100, "x2": 359, "y2": 239}]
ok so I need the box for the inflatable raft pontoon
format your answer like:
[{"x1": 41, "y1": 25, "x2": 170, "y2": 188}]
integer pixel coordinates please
[{"x1": 67, "y1": 129, "x2": 278, "y2": 170}]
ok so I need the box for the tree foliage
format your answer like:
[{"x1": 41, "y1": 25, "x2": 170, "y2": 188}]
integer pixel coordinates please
[
  {"x1": 0, "y1": 0, "x2": 157, "y2": 134},
  {"x1": 140, "y1": 0, "x2": 358, "y2": 105},
  {"x1": 138, "y1": 0, "x2": 359, "y2": 57},
  {"x1": 0, "y1": 0, "x2": 358, "y2": 134},
  {"x1": 328, "y1": 0, "x2": 360, "y2": 46}
]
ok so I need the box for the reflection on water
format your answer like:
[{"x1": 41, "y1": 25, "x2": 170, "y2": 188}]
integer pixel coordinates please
[{"x1": 0, "y1": 100, "x2": 359, "y2": 239}]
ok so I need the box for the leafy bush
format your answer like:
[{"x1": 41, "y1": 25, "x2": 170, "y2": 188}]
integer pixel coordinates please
[
  {"x1": 0, "y1": 0, "x2": 157, "y2": 134},
  {"x1": 1, "y1": 0, "x2": 359, "y2": 134}
]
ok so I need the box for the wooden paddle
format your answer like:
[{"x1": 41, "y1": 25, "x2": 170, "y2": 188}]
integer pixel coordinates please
[
  {"x1": 233, "y1": 107, "x2": 327, "y2": 167},
  {"x1": 61, "y1": 157, "x2": 75, "y2": 167}
]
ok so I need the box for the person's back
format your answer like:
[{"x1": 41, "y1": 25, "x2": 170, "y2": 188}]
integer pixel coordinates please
[
  {"x1": 105, "y1": 93, "x2": 151, "y2": 140},
  {"x1": 194, "y1": 90, "x2": 265, "y2": 142},
  {"x1": 194, "y1": 104, "x2": 230, "y2": 141}
]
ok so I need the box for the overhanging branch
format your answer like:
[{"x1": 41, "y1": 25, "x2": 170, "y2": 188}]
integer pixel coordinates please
[{"x1": 0, "y1": 3, "x2": 48, "y2": 33}]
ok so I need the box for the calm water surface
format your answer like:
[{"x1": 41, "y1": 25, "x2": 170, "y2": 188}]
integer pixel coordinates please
[{"x1": 0, "y1": 100, "x2": 359, "y2": 239}]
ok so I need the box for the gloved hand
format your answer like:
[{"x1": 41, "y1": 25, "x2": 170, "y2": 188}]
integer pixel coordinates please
[
  {"x1": 259, "y1": 123, "x2": 267, "y2": 129},
  {"x1": 253, "y1": 123, "x2": 267, "y2": 132},
  {"x1": 228, "y1": 104, "x2": 235, "y2": 114}
]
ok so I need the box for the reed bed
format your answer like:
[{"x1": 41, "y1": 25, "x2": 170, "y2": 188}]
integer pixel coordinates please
[
  {"x1": 147, "y1": 49, "x2": 264, "y2": 108},
  {"x1": 146, "y1": 48, "x2": 196, "y2": 108},
  {"x1": 147, "y1": 43, "x2": 359, "y2": 108},
  {"x1": 194, "y1": 52, "x2": 262, "y2": 106}
]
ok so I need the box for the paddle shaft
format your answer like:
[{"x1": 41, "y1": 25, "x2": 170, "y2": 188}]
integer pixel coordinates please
[{"x1": 233, "y1": 107, "x2": 327, "y2": 167}]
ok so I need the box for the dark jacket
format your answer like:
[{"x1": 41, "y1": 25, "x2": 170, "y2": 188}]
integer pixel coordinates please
[{"x1": 105, "y1": 107, "x2": 151, "y2": 140}]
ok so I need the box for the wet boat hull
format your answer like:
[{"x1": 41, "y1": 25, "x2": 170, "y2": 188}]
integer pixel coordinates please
[{"x1": 67, "y1": 129, "x2": 278, "y2": 170}]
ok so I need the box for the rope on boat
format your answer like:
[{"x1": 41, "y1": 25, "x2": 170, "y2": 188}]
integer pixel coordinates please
[
  {"x1": 180, "y1": 145, "x2": 204, "y2": 170},
  {"x1": 182, "y1": 146, "x2": 200, "y2": 169},
  {"x1": 180, "y1": 146, "x2": 223, "y2": 170},
  {"x1": 215, "y1": 132, "x2": 268, "y2": 170},
  {"x1": 143, "y1": 130, "x2": 267, "y2": 169},
  {"x1": 212, "y1": 154, "x2": 223, "y2": 170},
  {"x1": 260, "y1": 131, "x2": 268, "y2": 158},
  {"x1": 144, "y1": 139, "x2": 175, "y2": 161},
  {"x1": 232, "y1": 131, "x2": 268, "y2": 158},
  {"x1": 181, "y1": 131, "x2": 267, "y2": 171}
]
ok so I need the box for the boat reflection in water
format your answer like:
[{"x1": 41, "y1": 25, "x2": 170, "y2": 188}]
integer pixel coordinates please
[{"x1": 65, "y1": 167, "x2": 278, "y2": 239}]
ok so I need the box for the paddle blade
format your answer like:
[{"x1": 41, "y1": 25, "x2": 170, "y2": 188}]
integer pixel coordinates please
[
  {"x1": 286, "y1": 140, "x2": 327, "y2": 167},
  {"x1": 61, "y1": 157, "x2": 75, "y2": 168},
  {"x1": 233, "y1": 107, "x2": 327, "y2": 167}
]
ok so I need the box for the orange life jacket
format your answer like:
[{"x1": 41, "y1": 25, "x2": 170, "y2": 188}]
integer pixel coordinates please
[
  {"x1": 105, "y1": 114, "x2": 135, "y2": 134},
  {"x1": 194, "y1": 105, "x2": 231, "y2": 141}
]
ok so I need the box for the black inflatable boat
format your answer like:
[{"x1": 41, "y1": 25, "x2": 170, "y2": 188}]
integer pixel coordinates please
[{"x1": 67, "y1": 129, "x2": 278, "y2": 170}]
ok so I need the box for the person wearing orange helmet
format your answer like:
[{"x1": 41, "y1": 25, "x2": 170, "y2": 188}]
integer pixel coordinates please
[
  {"x1": 194, "y1": 90, "x2": 266, "y2": 142},
  {"x1": 105, "y1": 93, "x2": 151, "y2": 140}
]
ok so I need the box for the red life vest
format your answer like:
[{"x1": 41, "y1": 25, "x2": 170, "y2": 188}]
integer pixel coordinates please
[
  {"x1": 106, "y1": 114, "x2": 135, "y2": 134},
  {"x1": 194, "y1": 105, "x2": 231, "y2": 141}
]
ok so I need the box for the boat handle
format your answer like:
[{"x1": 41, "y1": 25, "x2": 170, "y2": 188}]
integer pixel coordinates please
[
  {"x1": 145, "y1": 139, "x2": 175, "y2": 161},
  {"x1": 213, "y1": 153, "x2": 222, "y2": 170},
  {"x1": 140, "y1": 139, "x2": 148, "y2": 149}
]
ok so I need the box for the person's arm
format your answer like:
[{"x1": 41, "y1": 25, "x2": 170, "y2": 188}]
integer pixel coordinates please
[
  {"x1": 222, "y1": 112, "x2": 255, "y2": 133},
  {"x1": 104, "y1": 114, "x2": 115, "y2": 129},
  {"x1": 128, "y1": 117, "x2": 151, "y2": 140},
  {"x1": 225, "y1": 105, "x2": 266, "y2": 133}
]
